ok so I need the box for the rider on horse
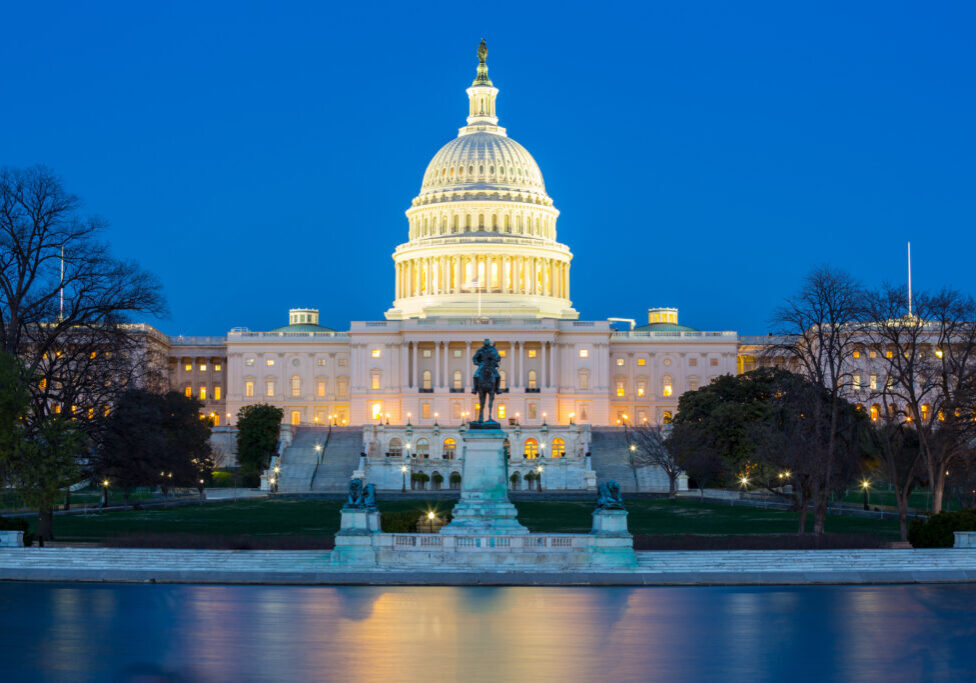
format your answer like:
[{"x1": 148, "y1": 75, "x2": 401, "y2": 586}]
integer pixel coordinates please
[{"x1": 472, "y1": 339, "x2": 501, "y2": 423}]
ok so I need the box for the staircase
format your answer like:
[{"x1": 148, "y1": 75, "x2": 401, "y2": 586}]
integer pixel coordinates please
[
  {"x1": 275, "y1": 426, "x2": 330, "y2": 491},
  {"x1": 589, "y1": 427, "x2": 640, "y2": 492},
  {"x1": 310, "y1": 426, "x2": 363, "y2": 492}
]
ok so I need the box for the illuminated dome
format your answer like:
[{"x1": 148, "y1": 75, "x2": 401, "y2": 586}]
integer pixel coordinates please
[{"x1": 386, "y1": 41, "x2": 576, "y2": 321}]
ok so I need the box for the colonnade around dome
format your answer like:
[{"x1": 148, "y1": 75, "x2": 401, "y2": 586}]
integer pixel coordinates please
[{"x1": 395, "y1": 253, "x2": 570, "y2": 300}]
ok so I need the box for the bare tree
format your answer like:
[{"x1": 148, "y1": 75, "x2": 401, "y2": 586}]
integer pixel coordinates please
[
  {"x1": 626, "y1": 422, "x2": 682, "y2": 497},
  {"x1": 863, "y1": 285, "x2": 976, "y2": 513},
  {"x1": 771, "y1": 267, "x2": 866, "y2": 534},
  {"x1": 0, "y1": 166, "x2": 165, "y2": 539}
]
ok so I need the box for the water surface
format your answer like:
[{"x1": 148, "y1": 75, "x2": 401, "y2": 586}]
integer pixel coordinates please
[{"x1": 1, "y1": 583, "x2": 973, "y2": 682}]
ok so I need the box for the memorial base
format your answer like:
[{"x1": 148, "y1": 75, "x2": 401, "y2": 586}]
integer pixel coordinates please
[
  {"x1": 587, "y1": 509, "x2": 637, "y2": 568},
  {"x1": 331, "y1": 508, "x2": 382, "y2": 566},
  {"x1": 441, "y1": 427, "x2": 528, "y2": 535}
]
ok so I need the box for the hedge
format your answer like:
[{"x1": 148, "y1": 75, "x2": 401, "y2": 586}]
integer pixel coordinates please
[{"x1": 908, "y1": 509, "x2": 976, "y2": 548}]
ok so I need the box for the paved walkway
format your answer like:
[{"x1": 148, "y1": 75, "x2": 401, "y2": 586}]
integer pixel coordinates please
[{"x1": 2, "y1": 548, "x2": 976, "y2": 585}]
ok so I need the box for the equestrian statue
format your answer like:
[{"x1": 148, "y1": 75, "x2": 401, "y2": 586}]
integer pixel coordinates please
[{"x1": 471, "y1": 338, "x2": 503, "y2": 426}]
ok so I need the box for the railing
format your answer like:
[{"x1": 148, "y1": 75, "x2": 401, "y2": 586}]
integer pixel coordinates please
[
  {"x1": 611, "y1": 330, "x2": 737, "y2": 339},
  {"x1": 386, "y1": 534, "x2": 588, "y2": 551},
  {"x1": 229, "y1": 331, "x2": 348, "y2": 339},
  {"x1": 168, "y1": 335, "x2": 227, "y2": 346}
]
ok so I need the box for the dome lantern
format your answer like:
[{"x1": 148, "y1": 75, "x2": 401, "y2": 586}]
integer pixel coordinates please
[{"x1": 462, "y1": 38, "x2": 503, "y2": 136}]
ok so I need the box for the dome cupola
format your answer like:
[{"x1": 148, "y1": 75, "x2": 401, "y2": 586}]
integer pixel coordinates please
[{"x1": 386, "y1": 42, "x2": 577, "y2": 321}]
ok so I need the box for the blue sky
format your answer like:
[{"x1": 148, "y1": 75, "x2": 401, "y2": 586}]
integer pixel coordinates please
[{"x1": 3, "y1": 1, "x2": 974, "y2": 335}]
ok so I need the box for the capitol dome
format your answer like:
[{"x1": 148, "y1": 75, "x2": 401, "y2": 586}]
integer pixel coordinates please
[{"x1": 386, "y1": 41, "x2": 577, "y2": 321}]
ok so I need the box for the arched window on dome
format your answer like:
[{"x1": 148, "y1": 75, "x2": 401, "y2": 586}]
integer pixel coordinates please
[
  {"x1": 491, "y1": 214, "x2": 497, "y2": 231},
  {"x1": 478, "y1": 214, "x2": 484, "y2": 230},
  {"x1": 453, "y1": 215, "x2": 459, "y2": 233},
  {"x1": 465, "y1": 214, "x2": 471, "y2": 231},
  {"x1": 504, "y1": 215, "x2": 510, "y2": 233},
  {"x1": 489, "y1": 165, "x2": 494, "y2": 174},
  {"x1": 459, "y1": 166, "x2": 464, "y2": 176},
  {"x1": 479, "y1": 165, "x2": 484, "y2": 175},
  {"x1": 469, "y1": 165, "x2": 474, "y2": 175}
]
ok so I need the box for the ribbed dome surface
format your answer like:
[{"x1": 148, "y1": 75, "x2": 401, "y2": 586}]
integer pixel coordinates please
[{"x1": 420, "y1": 132, "x2": 546, "y2": 196}]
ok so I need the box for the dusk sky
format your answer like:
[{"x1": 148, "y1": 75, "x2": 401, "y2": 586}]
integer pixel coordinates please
[{"x1": 3, "y1": 1, "x2": 974, "y2": 336}]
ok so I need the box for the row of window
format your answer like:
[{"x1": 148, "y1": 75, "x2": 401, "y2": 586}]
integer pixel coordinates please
[
  {"x1": 184, "y1": 385, "x2": 221, "y2": 401},
  {"x1": 385, "y1": 437, "x2": 566, "y2": 459},
  {"x1": 402, "y1": 401, "x2": 546, "y2": 421},
  {"x1": 614, "y1": 375, "x2": 681, "y2": 397},
  {"x1": 611, "y1": 356, "x2": 719, "y2": 367},
  {"x1": 182, "y1": 362, "x2": 222, "y2": 372},
  {"x1": 245, "y1": 377, "x2": 350, "y2": 399},
  {"x1": 245, "y1": 357, "x2": 349, "y2": 367}
]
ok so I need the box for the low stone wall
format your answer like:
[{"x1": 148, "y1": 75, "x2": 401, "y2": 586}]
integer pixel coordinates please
[
  {"x1": 0, "y1": 531, "x2": 24, "y2": 548},
  {"x1": 954, "y1": 531, "x2": 976, "y2": 548}
]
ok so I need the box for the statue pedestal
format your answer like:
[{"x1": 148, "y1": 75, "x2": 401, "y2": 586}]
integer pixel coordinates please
[
  {"x1": 441, "y1": 427, "x2": 528, "y2": 535},
  {"x1": 332, "y1": 507, "x2": 382, "y2": 566},
  {"x1": 588, "y1": 509, "x2": 636, "y2": 567}
]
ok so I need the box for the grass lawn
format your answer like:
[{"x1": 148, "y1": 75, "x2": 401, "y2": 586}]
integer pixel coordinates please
[{"x1": 43, "y1": 497, "x2": 901, "y2": 543}]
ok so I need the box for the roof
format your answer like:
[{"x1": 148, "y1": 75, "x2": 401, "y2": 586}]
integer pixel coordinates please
[
  {"x1": 632, "y1": 322, "x2": 699, "y2": 333},
  {"x1": 267, "y1": 323, "x2": 336, "y2": 333}
]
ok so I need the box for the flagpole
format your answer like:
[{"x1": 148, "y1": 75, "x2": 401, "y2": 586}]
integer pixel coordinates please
[{"x1": 907, "y1": 242, "x2": 912, "y2": 318}]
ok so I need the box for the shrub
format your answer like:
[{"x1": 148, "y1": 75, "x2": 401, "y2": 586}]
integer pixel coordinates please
[
  {"x1": 382, "y1": 510, "x2": 420, "y2": 533},
  {"x1": 0, "y1": 516, "x2": 34, "y2": 546},
  {"x1": 432, "y1": 473, "x2": 444, "y2": 484},
  {"x1": 210, "y1": 471, "x2": 234, "y2": 487},
  {"x1": 449, "y1": 472, "x2": 461, "y2": 483},
  {"x1": 909, "y1": 509, "x2": 976, "y2": 548}
]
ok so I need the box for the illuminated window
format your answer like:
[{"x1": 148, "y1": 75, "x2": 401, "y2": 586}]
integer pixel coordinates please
[
  {"x1": 637, "y1": 380, "x2": 646, "y2": 397},
  {"x1": 415, "y1": 439, "x2": 429, "y2": 457},
  {"x1": 443, "y1": 438, "x2": 456, "y2": 459},
  {"x1": 689, "y1": 358, "x2": 697, "y2": 367},
  {"x1": 291, "y1": 410, "x2": 301, "y2": 426},
  {"x1": 936, "y1": 348, "x2": 944, "y2": 359},
  {"x1": 371, "y1": 403, "x2": 382, "y2": 420},
  {"x1": 921, "y1": 404, "x2": 930, "y2": 421},
  {"x1": 885, "y1": 350, "x2": 893, "y2": 359},
  {"x1": 423, "y1": 349, "x2": 432, "y2": 358},
  {"x1": 616, "y1": 380, "x2": 625, "y2": 397},
  {"x1": 853, "y1": 350, "x2": 860, "y2": 359},
  {"x1": 371, "y1": 373, "x2": 381, "y2": 390},
  {"x1": 291, "y1": 375, "x2": 301, "y2": 397},
  {"x1": 870, "y1": 374, "x2": 878, "y2": 391},
  {"x1": 710, "y1": 358, "x2": 719, "y2": 367},
  {"x1": 422, "y1": 403, "x2": 431, "y2": 419},
  {"x1": 422, "y1": 370, "x2": 432, "y2": 390},
  {"x1": 337, "y1": 379, "x2": 348, "y2": 398},
  {"x1": 499, "y1": 370, "x2": 507, "y2": 390},
  {"x1": 869, "y1": 350, "x2": 877, "y2": 359},
  {"x1": 637, "y1": 358, "x2": 646, "y2": 366},
  {"x1": 523, "y1": 438, "x2": 539, "y2": 458},
  {"x1": 199, "y1": 363, "x2": 207, "y2": 372},
  {"x1": 662, "y1": 375, "x2": 673, "y2": 397},
  {"x1": 453, "y1": 370, "x2": 462, "y2": 390},
  {"x1": 215, "y1": 363, "x2": 222, "y2": 372},
  {"x1": 316, "y1": 358, "x2": 327, "y2": 366},
  {"x1": 615, "y1": 358, "x2": 624, "y2": 366},
  {"x1": 498, "y1": 404, "x2": 506, "y2": 419},
  {"x1": 199, "y1": 386, "x2": 207, "y2": 401},
  {"x1": 214, "y1": 386, "x2": 221, "y2": 400},
  {"x1": 317, "y1": 381, "x2": 326, "y2": 397},
  {"x1": 245, "y1": 358, "x2": 255, "y2": 366},
  {"x1": 578, "y1": 371, "x2": 589, "y2": 390},
  {"x1": 387, "y1": 438, "x2": 402, "y2": 457},
  {"x1": 245, "y1": 381, "x2": 254, "y2": 398},
  {"x1": 39, "y1": 378, "x2": 47, "y2": 391},
  {"x1": 184, "y1": 363, "x2": 192, "y2": 372},
  {"x1": 663, "y1": 411, "x2": 673, "y2": 424},
  {"x1": 551, "y1": 438, "x2": 565, "y2": 458},
  {"x1": 338, "y1": 357, "x2": 347, "y2": 366},
  {"x1": 870, "y1": 405, "x2": 880, "y2": 421},
  {"x1": 266, "y1": 380, "x2": 275, "y2": 397},
  {"x1": 371, "y1": 349, "x2": 382, "y2": 358},
  {"x1": 528, "y1": 370, "x2": 538, "y2": 389},
  {"x1": 266, "y1": 358, "x2": 275, "y2": 367},
  {"x1": 499, "y1": 349, "x2": 506, "y2": 358},
  {"x1": 453, "y1": 349, "x2": 462, "y2": 357},
  {"x1": 528, "y1": 349, "x2": 537, "y2": 358},
  {"x1": 853, "y1": 374, "x2": 861, "y2": 391},
  {"x1": 184, "y1": 385, "x2": 192, "y2": 398},
  {"x1": 579, "y1": 348, "x2": 589, "y2": 358},
  {"x1": 212, "y1": 414, "x2": 219, "y2": 426}
]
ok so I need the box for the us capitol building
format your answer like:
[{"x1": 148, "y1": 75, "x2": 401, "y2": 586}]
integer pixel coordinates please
[{"x1": 147, "y1": 43, "x2": 758, "y2": 491}]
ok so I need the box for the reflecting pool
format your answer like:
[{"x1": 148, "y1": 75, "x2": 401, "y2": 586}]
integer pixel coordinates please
[{"x1": 1, "y1": 583, "x2": 974, "y2": 681}]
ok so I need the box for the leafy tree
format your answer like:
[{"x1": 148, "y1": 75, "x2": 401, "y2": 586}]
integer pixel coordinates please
[
  {"x1": 95, "y1": 390, "x2": 213, "y2": 505},
  {"x1": 0, "y1": 352, "x2": 30, "y2": 458},
  {"x1": 236, "y1": 404, "x2": 283, "y2": 478}
]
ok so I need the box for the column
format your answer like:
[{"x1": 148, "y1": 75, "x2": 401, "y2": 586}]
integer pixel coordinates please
[
  {"x1": 518, "y1": 341, "x2": 525, "y2": 388},
  {"x1": 400, "y1": 343, "x2": 408, "y2": 391},
  {"x1": 454, "y1": 255, "x2": 461, "y2": 293},
  {"x1": 434, "y1": 341, "x2": 441, "y2": 389},
  {"x1": 411, "y1": 342, "x2": 418, "y2": 388},
  {"x1": 464, "y1": 341, "x2": 472, "y2": 391}
]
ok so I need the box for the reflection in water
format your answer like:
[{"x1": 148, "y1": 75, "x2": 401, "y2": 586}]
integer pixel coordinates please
[{"x1": 2, "y1": 583, "x2": 975, "y2": 682}]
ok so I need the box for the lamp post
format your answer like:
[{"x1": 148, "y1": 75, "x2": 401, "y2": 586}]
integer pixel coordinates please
[
  {"x1": 536, "y1": 465, "x2": 544, "y2": 492},
  {"x1": 861, "y1": 479, "x2": 871, "y2": 510},
  {"x1": 427, "y1": 510, "x2": 435, "y2": 533},
  {"x1": 569, "y1": 411, "x2": 575, "y2": 425},
  {"x1": 100, "y1": 479, "x2": 109, "y2": 509},
  {"x1": 401, "y1": 465, "x2": 408, "y2": 493}
]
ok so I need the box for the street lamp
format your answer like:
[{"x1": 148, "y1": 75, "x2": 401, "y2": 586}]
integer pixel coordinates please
[
  {"x1": 406, "y1": 412, "x2": 412, "y2": 426},
  {"x1": 861, "y1": 479, "x2": 871, "y2": 510},
  {"x1": 569, "y1": 411, "x2": 575, "y2": 425},
  {"x1": 400, "y1": 465, "x2": 408, "y2": 492},
  {"x1": 427, "y1": 510, "x2": 436, "y2": 533},
  {"x1": 536, "y1": 464, "x2": 544, "y2": 492},
  {"x1": 385, "y1": 412, "x2": 391, "y2": 425},
  {"x1": 405, "y1": 442, "x2": 411, "y2": 459},
  {"x1": 739, "y1": 475, "x2": 750, "y2": 488},
  {"x1": 100, "y1": 479, "x2": 109, "y2": 508}
]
